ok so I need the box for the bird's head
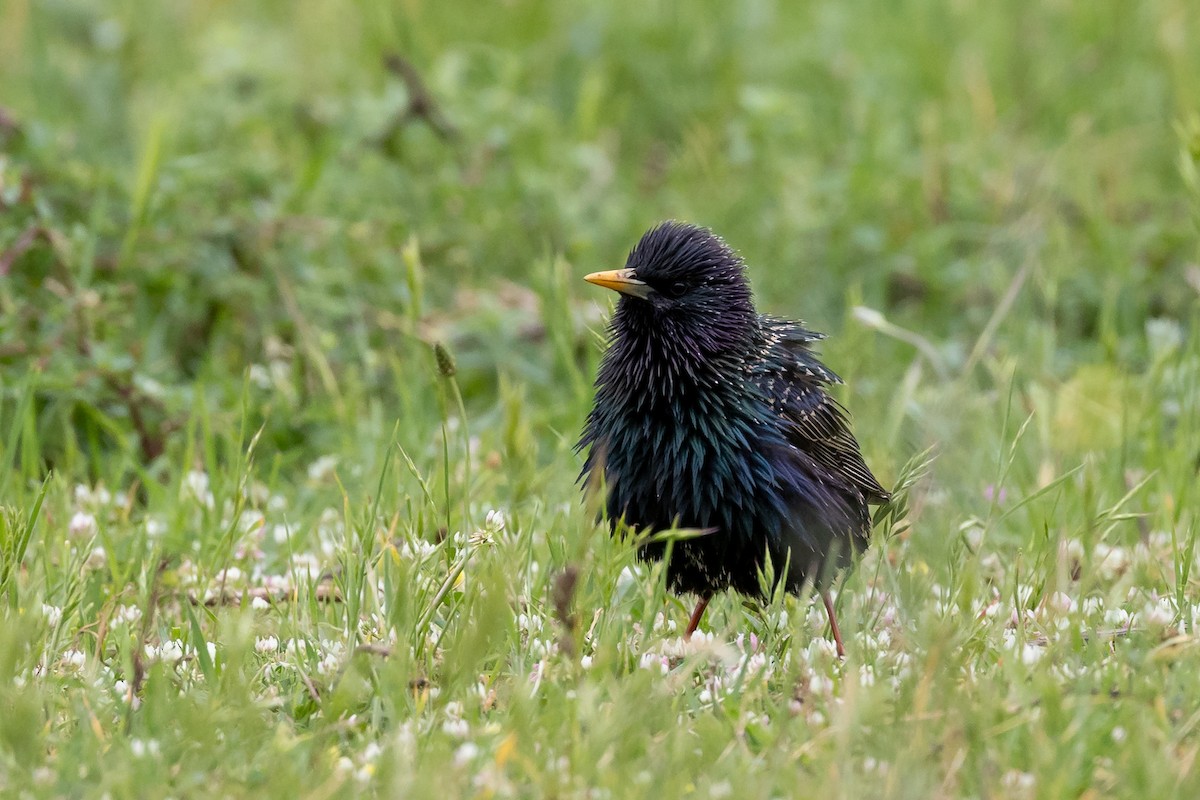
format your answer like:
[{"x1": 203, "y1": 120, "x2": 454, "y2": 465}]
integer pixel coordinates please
[{"x1": 585, "y1": 222, "x2": 755, "y2": 335}]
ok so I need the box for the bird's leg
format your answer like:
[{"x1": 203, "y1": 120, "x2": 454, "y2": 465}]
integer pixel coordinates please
[
  {"x1": 822, "y1": 591, "x2": 846, "y2": 659},
  {"x1": 684, "y1": 596, "x2": 711, "y2": 640}
]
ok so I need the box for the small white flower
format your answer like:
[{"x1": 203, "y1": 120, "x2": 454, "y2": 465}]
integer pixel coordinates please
[
  {"x1": 41, "y1": 604, "x2": 63, "y2": 627},
  {"x1": 155, "y1": 640, "x2": 185, "y2": 663},
  {"x1": 615, "y1": 566, "x2": 638, "y2": 596},
  {"x1": 484, "y1": 509, "x2": 506, "y2": 533},
  {"x1": 84, "y1": 546, "x2": 107, "y2": 571},
  {"x1": 145, "y1": 517, "x2": 167, "y2": 538},
  {"x1": 1104, "y1": 608, "x2": 1132, "y2": 628},
  {"x1": 399, "y1": 539, "x2": 437, "y2": 560},
  {"x1": 1112, "y1": 726, "x2": 1127, "y2": 743},
  {"x1": 1044, "y1": 592, "x2": 1076, "y2": 616},
  {"x1": 1020, "y1": 644, "x2": 1044, "y2": 665},
  {"x1": 1001, "y1": 770, "x2": 1036, "y2": 791},
  {"x1": 240, "y1": 509, "x2": 265, "y2": 534},
  {"x1": 184, "y1": 470, "x2": 211, "y2": 502},
  {"x1": 251, "y1": 596, "x2": 270, "y2": 611},
  {"x1": 362, "y1": 742, "x2": 383, "y2": 761},
  {"x1": 215, "y1": 567, "x2": 242, "y2": 584},
  {"x1": 1082, "y1": 597, "x2": 1106, "y2": 617},
  {"x1": 307, "y1": 455, "x2": 339, "y2": 483},
  {"x1": 1144, "y1": 598, "x2": 1175, "y2": 628},
  {"x1": 60, "y1": 649, "x2": 87, "y2": 672},
  {"x1": 580, "y1": 655, "x2": 593, "y2": 670},
  {"x1": 1094, "y1": 544, "x2": 1130, "y2": 581},
  {"x1": 69, "y1": 512, "x2": 97, "y2": 539},
  {"x1": 116, "y1": 605, "x2": 142, "y2": 625},
  {"x1": 454, "y1": 742, "x2": 479, "y2": 766},
  {"x1": 255, "y1": 636, "x2": 279, "y2": 654},
  {"x1": 249, "y1": 364, "x2": 273, "y2": 389},
  {"x1": 709, "y1": 780, "x2": 733, "y2": 799},
  {"x1": 442, "y1": 718, "x2": 470, "y2": 738}
]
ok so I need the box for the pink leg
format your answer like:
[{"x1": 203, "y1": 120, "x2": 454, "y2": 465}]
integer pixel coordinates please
[
  {"x1": 823, "y1": 591, "x2": 846, "y2": 658},
  {"x1": 684, "y1": 596, "x2": 711, "y2": 639}
]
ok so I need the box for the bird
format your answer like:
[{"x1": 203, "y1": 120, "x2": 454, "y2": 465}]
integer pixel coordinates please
[{"x1": 578, "y1": 221, "x2": 889, "y2": 657}]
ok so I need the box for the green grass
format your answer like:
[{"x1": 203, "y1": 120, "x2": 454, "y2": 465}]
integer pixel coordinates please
[{"x1": 2, "y1": 0, "x2": 1200, "y2": 796}]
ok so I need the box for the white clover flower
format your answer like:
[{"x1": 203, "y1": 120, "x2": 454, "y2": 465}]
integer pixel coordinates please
[
  {"x1": 442, "y1": 718, "x2": 470, "y2": 738},
  {"x1": 116, "y1": 605, "x2": 142, "y2": 625},
  {"x1": 1044, "y1": 592, "x2": 1076, "y2": 616},
  {"x1": 251, "y1": 596, "x2": 270, "y2": 611},
  {"x1": 69, "y1": 512, "x2": 97, "y2": 539},
  {"x1": 1104, "y1": 608, "x2": 1132, "y2": 628},
  {"x1": 709, "y1": 780, "x2": 733, "y2": 799},
  {"x1": 183, "y1": 470, "x2": 211, "y2": 502},
  {"x1": 399, "y1": 539, "x2": 437, "y2": 560},
  {"x1": 615, "y1": 566, "x2": 638, "y2": 596},
  {"x1": 454, "y1": 742, "x2": 480, "y2": 766},
  {"x1": 1144, "y1": 598, "x2": 1175, "y2": 628},
  {"x1": 638, "y1": 652, "x2": 669, "y2": 675},
  {"x1": 1081, "y1": 597, "x2": 1106, "y2": 617},
  {"x1": 215, "y1": 567, "x2": 242, "y2": 584},
  {"x1": 1001, "y1": 770, "x2": 1036, "y2": 791},
  {"x1": 484, "y1": 509, "x2": 506, "y2": 533},
  {"x1": 858, "y1": 665, "x2": 876, "y2": 687},
  {"x1": 1094, "y1": 543, "x2": 1130, "y2": 581},
  {"x1": 240, "y1": 509, "x2": 265, "y2": 533},
  {"x1": 84, "y1": 546, "x2": 107, "y2": 571},
  {"x1": 255, "y1": 636, "x2": 279, "y2": 654},
  {"x1": 307, "y1": 455, "x2": 339, "y2": 483},
  {"x1": 130, "y1": 738, "x2": 160, "y2": 758},
  {"x1": 155, "y1": 641, "x2": 185, "y2": 663},
  {"x1": 144, "y1": 517, "x2": 167, "y2": 538},
  {"x1": 263, "y1": 574, "x2": 291, "y2": 592},
  {"x1": 580, "y1": 655, "x2": 593, "y2": 670},
  {"x1": 60, "y1": 650, "x2": 87, "y2": 672},
  {"x1": 41, "y1": 604, "x2": 63, "y2": 627},
  {"x1": 248, "y1": 364, "x2": 273, "y2": 389}
]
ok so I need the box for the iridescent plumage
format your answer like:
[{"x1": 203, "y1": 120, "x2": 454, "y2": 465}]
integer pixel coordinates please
[{"x1": 579, "y1": 222, "x2": 889, "y2": 652}]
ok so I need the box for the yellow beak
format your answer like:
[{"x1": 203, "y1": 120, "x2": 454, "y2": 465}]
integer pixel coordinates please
[{"x1": 583, "y1": 269, "x2": 652, "y2": 299}]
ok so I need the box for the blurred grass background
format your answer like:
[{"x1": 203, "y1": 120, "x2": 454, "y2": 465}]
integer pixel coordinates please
[{"x1": 3, "y1": 0, "x2": 1200, "y2": 797}]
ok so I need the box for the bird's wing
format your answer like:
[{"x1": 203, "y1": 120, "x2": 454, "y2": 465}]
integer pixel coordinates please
[{"x1": 755, "y1": 317, "x2": 891, "y2": 503}]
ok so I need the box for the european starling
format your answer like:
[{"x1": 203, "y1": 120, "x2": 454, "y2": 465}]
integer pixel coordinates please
[{"x1": 579, "y1": 221, "x2": 890, "y2": 656}]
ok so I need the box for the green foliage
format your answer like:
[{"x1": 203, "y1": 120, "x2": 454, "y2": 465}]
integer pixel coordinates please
[{"x1": 2, "y1": 0, "x2": 1200, "y2": 797}]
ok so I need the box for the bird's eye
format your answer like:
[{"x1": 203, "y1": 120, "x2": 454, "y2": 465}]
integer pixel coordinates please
[{"x1": 665, "y1": 281, "x2": 687, "y2": 298}]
